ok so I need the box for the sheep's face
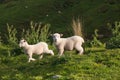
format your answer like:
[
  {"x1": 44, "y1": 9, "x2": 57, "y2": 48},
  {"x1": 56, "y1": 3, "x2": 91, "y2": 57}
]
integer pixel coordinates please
[
  {"x1": 51, "y1": 33, "x2": 63, "y2": 42},
  {"x1": 19, "y1": 39, "x2": 27, "y2": 48}
]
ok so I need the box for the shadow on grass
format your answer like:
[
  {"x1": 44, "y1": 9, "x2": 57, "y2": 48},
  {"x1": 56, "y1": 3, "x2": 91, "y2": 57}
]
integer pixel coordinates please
[{"x1": 84, "y1": 48, "x2": 106, "y2": 55}]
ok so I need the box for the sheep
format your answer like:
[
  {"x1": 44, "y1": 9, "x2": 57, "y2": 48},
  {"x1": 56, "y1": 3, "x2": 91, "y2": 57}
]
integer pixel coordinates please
[
  {"x1": 51, "y1": 33, "x2": 84, "y2": 56},
  {"x1": 19, "y1": 39, "x2": 54, "y2": 62}
]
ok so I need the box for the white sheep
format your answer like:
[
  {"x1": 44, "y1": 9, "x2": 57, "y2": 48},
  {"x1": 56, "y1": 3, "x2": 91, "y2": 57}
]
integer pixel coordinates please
[
  {"x1": 19, "y1": 39, "x2": 54, "y2": 62},
  {"x1": 51, "y1": 33, "x2": 84, "y2": 56}
]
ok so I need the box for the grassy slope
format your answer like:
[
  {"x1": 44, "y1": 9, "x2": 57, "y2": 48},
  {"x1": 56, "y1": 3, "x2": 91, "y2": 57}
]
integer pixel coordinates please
[
  {"x1": 0, "y1": 0, "x2": 120, "y2": 38},
  {"x1": 0, "y1": 45, "x2": 120, "y2": 80},
  {"x1": 0, "y1": 1, "x2": 120, "y2": 79}
]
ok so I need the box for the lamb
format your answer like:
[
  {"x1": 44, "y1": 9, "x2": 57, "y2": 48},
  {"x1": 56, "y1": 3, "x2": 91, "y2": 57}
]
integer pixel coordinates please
[
  {"x1": 19, "y1": 39, "x2": 54, "y2": 62},
  {"x1": 51, "y1": 33, "x2": 84, "y2": 56}
]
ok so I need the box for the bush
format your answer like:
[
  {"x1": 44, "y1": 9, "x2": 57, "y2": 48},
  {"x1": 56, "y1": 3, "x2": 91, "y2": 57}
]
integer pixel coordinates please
[
  {"x1": 22, "y1": 21, "x2": 51, "y2": 44},
  {"x1": 5, "y1": 23, "x2": 18, "y2": 47},
  {"x1": 90, "y1": 29, "x2": 105, "y2": 48},
  {"x1": 106, "y1": 21, "x2": 120, "y2": 49},
  {"x1": 106, "y1": 36, "x2": 120, "y2": 49}
]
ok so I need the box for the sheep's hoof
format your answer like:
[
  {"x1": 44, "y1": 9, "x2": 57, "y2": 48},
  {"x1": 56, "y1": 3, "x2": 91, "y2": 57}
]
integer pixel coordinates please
[
  {"x1": 78, "y1": 53, "x2": 83, "y2": 55},
  {"x1": 32, "y1": 59, "x2": 36, "y2": 61},
  {"x1": 39, "y1": 55, "x2": 43, "y2": 59}
]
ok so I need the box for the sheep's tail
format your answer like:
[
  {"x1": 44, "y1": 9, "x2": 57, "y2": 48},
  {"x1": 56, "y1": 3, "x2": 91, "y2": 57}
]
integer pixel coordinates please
[{"x1": 81, "y1": 37, "x2": 85, "y2": 43}]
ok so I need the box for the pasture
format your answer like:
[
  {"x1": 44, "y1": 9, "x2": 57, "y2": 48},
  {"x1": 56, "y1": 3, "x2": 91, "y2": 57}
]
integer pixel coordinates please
[
  {"x1": 0, "y1": 45, "x2": 120, "y2": 80},
  {"x1": 0, "y1": 0, "x2": 120, "y2": 80}
]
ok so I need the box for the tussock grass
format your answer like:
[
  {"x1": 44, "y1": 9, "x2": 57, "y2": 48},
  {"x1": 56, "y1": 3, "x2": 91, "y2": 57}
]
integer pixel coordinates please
[
  {"x1": 72, "y1": 18, "x2": 83, "y2": 36},
  {"x1": 71, "y1": 18, "x2": 83, "y2": 37}
]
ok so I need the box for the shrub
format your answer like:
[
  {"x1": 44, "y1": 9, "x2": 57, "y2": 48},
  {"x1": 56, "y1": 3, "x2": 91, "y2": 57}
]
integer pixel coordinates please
[
  {"x1": 40, "y1": 23, "x2": 51, "y2": 42},
  {"x1": 22, "y1": 21, "x2": 51, "y2": 44},
  {"x1": 90, "y1": 29, "x2": 105, "y2": 48},
  {"x1": 106, "y1": 21, "x2": 120, "y2": 49},
  {"x1": 4, "y1": 24, "x2": 21, "y2": 56},
  {"x1": 107, "y1": 21, "x2": 120, "y2": 37},
  {"x1": 106, "y1": 35, "x2": 120, "y2": 49},
  {"x1": 5, "y1": 23, "x2": 18, "y2": 47}
]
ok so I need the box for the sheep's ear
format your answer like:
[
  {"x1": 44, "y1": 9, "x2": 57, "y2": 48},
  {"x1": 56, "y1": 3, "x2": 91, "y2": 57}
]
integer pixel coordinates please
[
  {"x1": 60, "y1": 34, "x2": 63, "y2": 37},
  {"x1": 22, "y1": 39, "x2": 27, "y2": 42},
  {"x1": 21, "y1": 38, "x2": 26, "y2": 42}
]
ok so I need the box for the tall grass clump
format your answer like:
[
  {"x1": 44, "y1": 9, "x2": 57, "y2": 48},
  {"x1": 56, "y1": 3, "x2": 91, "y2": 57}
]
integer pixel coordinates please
[
  {"x1": 5, "y1": 23, "x2": 18, "y2": 47},
  {"x1": 106, "y1": 21, "x2": 120, "y2": 49},
  {"x1": 22, "y1": 21, "x2": 51, "y2": 44},
  {"x1": 71, "y1": 18, "x2": 84, "y2": 37},
  {"x1": 40, "y1": 23, "x2": 51, "y2": 42},
  {"x1": 90, "y1": 29, "x2": 105, "y2": 48},
  {"x1": 107, "y1": 21, "x2": 120, "y2": 37},
  {"x1": 4, "y1": 23, "x2": 19, "y2": 56}
]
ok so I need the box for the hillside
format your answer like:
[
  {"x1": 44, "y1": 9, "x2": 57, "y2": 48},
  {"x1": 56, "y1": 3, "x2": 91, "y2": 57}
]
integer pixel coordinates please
[
  {"x1": 0, "y1": 0, "x2": 120, "y2": 80},
  {"x1": 0, "y1": 0, "x2": 120, "y2": 39}
]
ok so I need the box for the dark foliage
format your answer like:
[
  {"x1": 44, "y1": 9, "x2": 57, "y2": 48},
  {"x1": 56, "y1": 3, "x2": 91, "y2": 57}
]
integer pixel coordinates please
[{"x1": 106, "y1": 36, "x2": 120, "y2": 49}]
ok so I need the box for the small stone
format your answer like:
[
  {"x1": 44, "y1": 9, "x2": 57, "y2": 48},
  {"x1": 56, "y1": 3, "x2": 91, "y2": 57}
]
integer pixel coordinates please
[{"x1": 52, "y1": 75, "x2": 62, "y2": 79}]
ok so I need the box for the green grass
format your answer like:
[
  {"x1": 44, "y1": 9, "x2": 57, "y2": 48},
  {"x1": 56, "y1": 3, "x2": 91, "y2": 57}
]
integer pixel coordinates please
[
  {"x1": 0, "y1": 45, "x2": 120, "y2": 80},
  {"x1": 0, "y1": 0, "x2": 120, "y2": 80},
  {"x1": 0, "y1": 0, "x2": 120, "y2": 39}
]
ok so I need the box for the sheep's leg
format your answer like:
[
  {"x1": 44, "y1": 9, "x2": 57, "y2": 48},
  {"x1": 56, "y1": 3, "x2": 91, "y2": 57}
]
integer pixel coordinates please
[
  {"x1": 47, "y1": 50, "x2": 54, "y2": 56},
  {"x1": 79, "y1": 47, "x2": 84, "y2": 55},
  {"x1": 75, "y1": 44, "x2": 84, "y2": 55},
  {"x1": 39, "y1": 54, "x2": 43, "y2": 59},
  {"x1": 28, "y1": 56, "x2": 31, "y2": 62},
  {"x1": 28, "y1": 58, "x2": 35, "y2": 62},
  {"x1": 28, "y1": 53, "x2": 36, "y2": 62},
  {"x1": 44, "y1": 49, "x2": 54, "y2": 56},
  {"x1": 59, "y1": 49, "x2": 64, "y2": 56}
]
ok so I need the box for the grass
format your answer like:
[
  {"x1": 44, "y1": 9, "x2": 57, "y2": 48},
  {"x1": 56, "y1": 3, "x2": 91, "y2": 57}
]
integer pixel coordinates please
[
  {"x1": 0, "y1": 45, "x2": 120, "y2": 80},
  {"x1": 0, "y1": 0, "x2": 120, "y2": 79},
  {"x1": 0, "y1": 0, "x2": 120, "y2": 39}
]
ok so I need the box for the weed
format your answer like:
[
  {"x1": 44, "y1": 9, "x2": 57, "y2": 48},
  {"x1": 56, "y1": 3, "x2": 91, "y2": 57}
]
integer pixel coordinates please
[
  {"x1": 5, "y1": 23, "x2": 18, "y2": 47},
  {"x1": 106, "y1": 21, "x2": 120, "y2": 49},
  {"x1": 90, "y1": 29, "x2": 105, "y2": 48},
  {"x1": 107, "y1": 21, "x2": 120, "y2": 37},
  {"x1": 22, "y1": 21, "x2": 51, "y2": 44}
]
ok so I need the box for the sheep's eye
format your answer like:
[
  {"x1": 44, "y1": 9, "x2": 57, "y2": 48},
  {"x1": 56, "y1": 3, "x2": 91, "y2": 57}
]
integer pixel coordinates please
[{"x1": 24, "y1": 40, "x2": 26, "y2": 42}]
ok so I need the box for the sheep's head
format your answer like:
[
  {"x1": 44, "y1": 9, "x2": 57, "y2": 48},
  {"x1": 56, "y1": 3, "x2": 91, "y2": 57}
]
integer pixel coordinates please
[
  {"x1": 19, "y1": 39, "x2": 28, "y2": 48},
  {"x1": 51, "y1": 33, "x2": 63, "y2": 42}
]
